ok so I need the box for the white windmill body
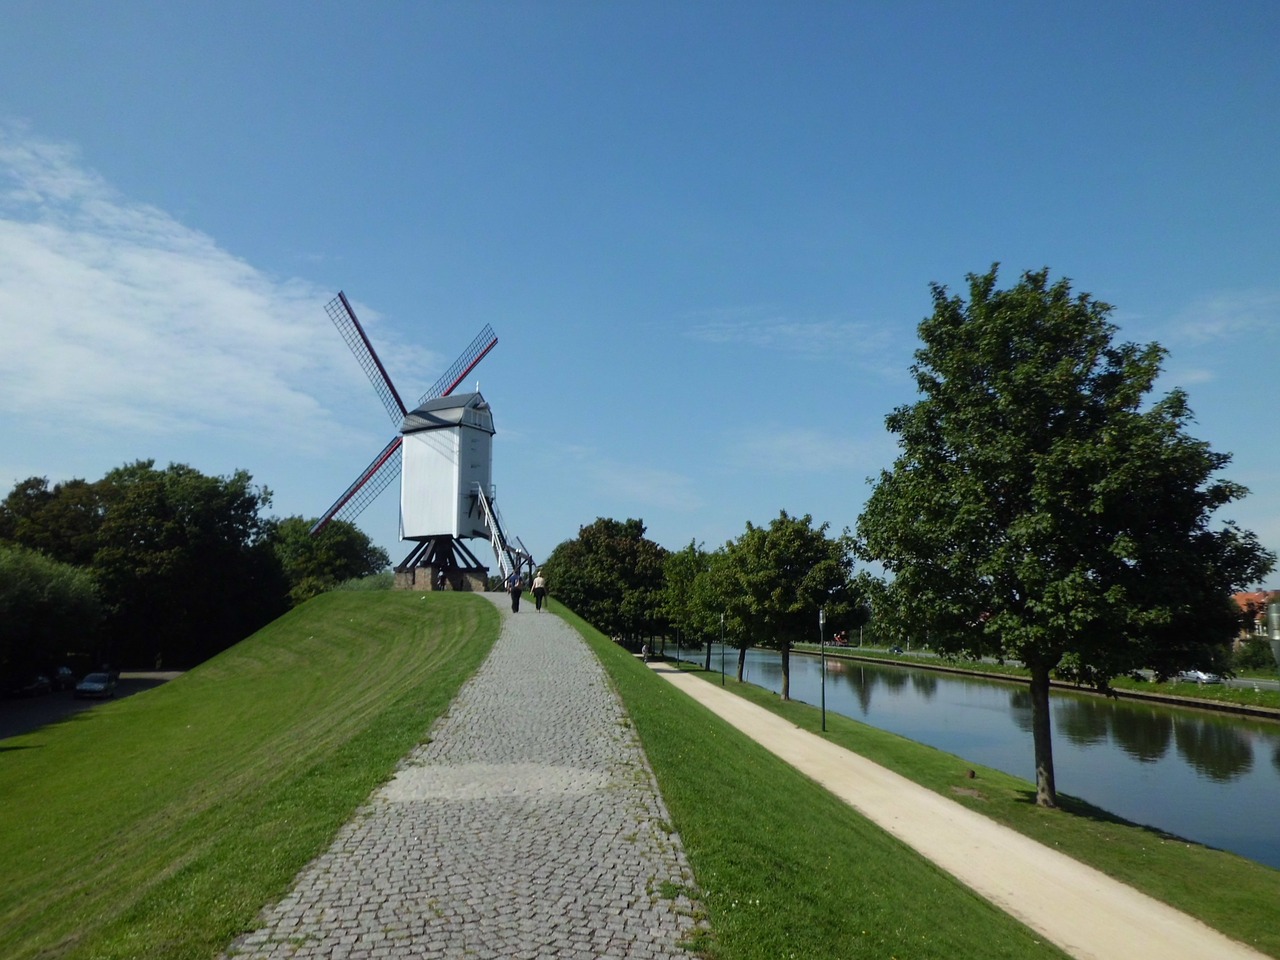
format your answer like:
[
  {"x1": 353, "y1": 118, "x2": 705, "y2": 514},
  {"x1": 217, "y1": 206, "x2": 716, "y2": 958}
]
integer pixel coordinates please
[
  {"x1": 399, "y1": 393, "x2": 494, "y2": 541},
  {"x1": 310, "y1": 292, "x2": 532, "y2": 591}
]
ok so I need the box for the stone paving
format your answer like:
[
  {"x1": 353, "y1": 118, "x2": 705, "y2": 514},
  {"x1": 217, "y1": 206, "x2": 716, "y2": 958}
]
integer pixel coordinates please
[{"x1": 224, "y1": 595, "x2": 703, "y2": 959}]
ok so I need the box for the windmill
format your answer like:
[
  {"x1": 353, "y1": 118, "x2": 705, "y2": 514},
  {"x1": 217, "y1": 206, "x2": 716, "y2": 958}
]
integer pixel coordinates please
[{"x1": 311, "y1": 291, "x2": 531, "y2": 590}]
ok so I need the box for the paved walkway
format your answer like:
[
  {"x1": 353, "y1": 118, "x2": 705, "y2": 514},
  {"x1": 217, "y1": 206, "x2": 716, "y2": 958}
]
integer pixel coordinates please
[
  {"x1": 225, "y1": 597, "x2": 701, "y2": 959},
  {"x1": 650, "y1": 661, "x2": 1270, "y2": 960}
]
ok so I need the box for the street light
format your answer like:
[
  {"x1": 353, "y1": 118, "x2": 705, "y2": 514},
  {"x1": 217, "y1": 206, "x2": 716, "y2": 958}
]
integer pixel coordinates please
[
  {"x1": 819, "y1": 606, "x2": 827, "y2": 732},
  {"x1": 720, "y1": 612, "x2": 726, "y2": 686}
]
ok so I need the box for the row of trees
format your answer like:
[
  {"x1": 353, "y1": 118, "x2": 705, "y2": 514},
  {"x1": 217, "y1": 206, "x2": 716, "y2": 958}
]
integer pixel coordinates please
[
  {"x1": 0, "y1": 460, "x2": 389, "y2": 682},
  {"x1": 540, "y1": 512, "x2": 870, "y2": 702},
  {"x1": 544, "y1": 266, "x2": 1274, "y2": 811}
]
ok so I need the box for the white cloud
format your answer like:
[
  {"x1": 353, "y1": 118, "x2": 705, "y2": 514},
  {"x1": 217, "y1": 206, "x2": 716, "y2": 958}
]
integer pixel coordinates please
[
  {"x1": 681, "y1": 305, "x2": 901, "y2": 371},
  {"x1": 0, "y1": 124, "x2": 439, "y2": 456},
  {"x1": 1171, "y1": 290, "x2": 1280, "y2": 344},
  {"x1": 726, "y1": 426, "x2": 893, "y2": 476}
]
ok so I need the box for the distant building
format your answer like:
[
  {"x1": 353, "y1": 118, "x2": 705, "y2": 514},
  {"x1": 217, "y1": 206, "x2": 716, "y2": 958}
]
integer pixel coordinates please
[{"x1": 1233, "y1": 590, "x2": 1279, "y2": 643}]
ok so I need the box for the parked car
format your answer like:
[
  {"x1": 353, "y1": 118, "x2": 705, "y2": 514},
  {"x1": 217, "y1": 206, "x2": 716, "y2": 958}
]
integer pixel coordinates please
[
  {"x1": 51, "y1": 666, "x2": 76, "y2": 691},
  {"x1": 1178, "y1": 669, "x2": 1222, "y2": 684},
  {"x1": 5, "y1": 674, "x2": 52, "y2": 697},
  {"x1": 74, "y1": 672, "x2": 117, "y2": 699}
]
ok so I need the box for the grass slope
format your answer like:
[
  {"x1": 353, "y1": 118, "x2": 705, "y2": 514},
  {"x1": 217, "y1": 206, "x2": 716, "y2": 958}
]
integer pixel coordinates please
[
  {"x1": 0, "y1": 591, "x2": 498, "y2": 960},
  {"x1": 552, "y1": 601, "x2": 1071, "y2": 960},
  {"x1": 683, "y1": 663, "x2": 1280, "y2": 957}
]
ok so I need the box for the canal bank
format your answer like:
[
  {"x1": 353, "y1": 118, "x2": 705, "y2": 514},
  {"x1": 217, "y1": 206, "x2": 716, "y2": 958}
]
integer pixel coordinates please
[
  {"x1": 649, "y1": 658, "x2": 1271, "y2": 960},
  {"x1": 711, "y1": 643, "x2": 1280, "y2": 871},
  {"x1": 795, "y1": 645, "x2": 1280, "y2": 722}
]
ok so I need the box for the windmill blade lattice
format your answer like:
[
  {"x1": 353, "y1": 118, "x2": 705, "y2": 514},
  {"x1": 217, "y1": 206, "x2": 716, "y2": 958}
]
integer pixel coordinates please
[
  {"x1": 326, "y1": 292, "x2": 407, "y2": 426},
  {"x1": 309, "y1": 436, "x2": 404, "y2": 535},
  {"x1": 419, "y1": 323, "x2": 497, "y2": 404}
]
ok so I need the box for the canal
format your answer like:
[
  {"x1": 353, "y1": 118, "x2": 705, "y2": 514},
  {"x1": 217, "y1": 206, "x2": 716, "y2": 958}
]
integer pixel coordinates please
[{"x1": 696, "y1": 644, "x2": 1280, "y2": 871}]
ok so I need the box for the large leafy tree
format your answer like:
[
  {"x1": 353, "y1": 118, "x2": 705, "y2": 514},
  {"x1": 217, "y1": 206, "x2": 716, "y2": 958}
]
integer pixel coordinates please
[
  {"x1": 716, "y1": 511, "x2": 858, "y2": 699},
  {"x1": 91, "y1": 461, "x2": 288, "y2": 667},
  {"x1": 269, "y1": 516, "x2": 391, "y2": 605},
  {"x1": 540, "y1": 518, "x2": 668, "y2": 642},
  {"x1": 0, "y1": 477, "x2": 106, "y2": 567},
  {"x1": 0, "y1": 543, "x2": 101, "y2": 685},
  {"x1": 857, "y1": 266, "x2": 1274, "y2": 807},
  {"x1": 662, "y1": 540, "x2": 716, "y2": 663}
]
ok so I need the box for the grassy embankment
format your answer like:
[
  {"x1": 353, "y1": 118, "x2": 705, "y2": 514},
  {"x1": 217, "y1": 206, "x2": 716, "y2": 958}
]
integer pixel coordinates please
[
  {"x1": 553, "y1": 601, "x2": 1075, "y2": 960},
  {"x1": 8, "y1": 592, "x2": 1278, "y2": 959},
  {"x1": 563, "y1": 604, "x2": 1280, "y2": 957},
  {"x1": 0, "y1": 591, "x2": 498, "y2": 960}
]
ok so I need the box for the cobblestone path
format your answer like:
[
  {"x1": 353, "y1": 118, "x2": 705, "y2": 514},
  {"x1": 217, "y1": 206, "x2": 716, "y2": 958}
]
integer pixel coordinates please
[{"x1": 224, "y1": 596, "x2": 702, "y2": 959}]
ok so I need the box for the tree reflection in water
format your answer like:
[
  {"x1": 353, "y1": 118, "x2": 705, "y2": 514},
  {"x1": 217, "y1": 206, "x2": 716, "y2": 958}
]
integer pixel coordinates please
[
  {"x1": 909, "y1": 671, "x2": 938, "y2": 700},
  {"x1": 1174, "y1": 718, "x2": 1253, "y2": 782},
  {"x1": 737, "y1": 646, "x2": 1280, "y2": 867},
  {"x1": 1055, "y1": 697, "x2": 1110, "y2": 746},
  {"x1": 1109, "y1": 705, "x2": 1172, "y2": 764}
]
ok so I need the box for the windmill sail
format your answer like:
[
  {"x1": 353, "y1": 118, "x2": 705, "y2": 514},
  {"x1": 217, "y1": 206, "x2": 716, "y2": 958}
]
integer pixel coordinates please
[
  {"x1": 311, "y1": 292, "x2": 499, "y2": 536},
  {"x1": 309, "y1": 436, "x2": 403, "y2": 535},
  {"x1": 326, "y1": 292, "x2": 408, "y2": 425}
]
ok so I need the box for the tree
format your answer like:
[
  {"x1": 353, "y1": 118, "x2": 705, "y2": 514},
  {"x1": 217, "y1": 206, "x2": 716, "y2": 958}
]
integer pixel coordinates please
[
  {"x1": 0, "y1": 476, "x2": 106, "y2": 566},
  {"x1": 0, "y1": 543, "x2": 101, "y2": 685},
  {"x1": 715, "y1": 511, "x2": 858, "y2": 699},
  {"x1": 857, "y1": 266, "x2": 1275, "y2": 807},
  {"x1": 662, "y1": 540, "x2": 714, "y2": 659},
  {"x1": 91, "y1": 461, "x2": 288, "y2": 667},
  {"x1": 269, "y1": 516, "x2": 391, "y2": 605},
  {"x1": 540, "y1": 518, "x2": 668, "y2": 643}
]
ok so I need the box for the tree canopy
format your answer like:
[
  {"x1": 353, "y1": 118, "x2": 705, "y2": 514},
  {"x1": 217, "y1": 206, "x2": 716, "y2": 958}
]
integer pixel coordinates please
[
  {"x1": 270, "y1": 516, "x2": 391, "y2": 605},
  {"x1": 857, "y1": 266, "x2": 1274, "y2": 806},
  {"x1": 0, "y1": 543, "x2": 101, "y2": 687},
  {"x1": 0, "y1": 461, "x2": 298, "y2": 669},
  {"x1": 539, "y1": 518, "x2": 668, "y2": 643},
  {"x1": 713, "y1": 510, "x2": 859, "y2": 698}
]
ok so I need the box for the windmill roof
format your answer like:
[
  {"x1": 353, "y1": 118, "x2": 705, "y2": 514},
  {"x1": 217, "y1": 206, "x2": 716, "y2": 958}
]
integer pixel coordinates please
[{"x1": 401, "y1": 391, "x2": 494, "y2": 434}]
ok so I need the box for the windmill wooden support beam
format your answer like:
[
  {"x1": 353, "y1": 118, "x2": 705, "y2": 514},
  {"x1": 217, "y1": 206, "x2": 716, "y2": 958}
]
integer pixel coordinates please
[{"x1": 394, "y1": 535, "x2": 490, "y2": 592}]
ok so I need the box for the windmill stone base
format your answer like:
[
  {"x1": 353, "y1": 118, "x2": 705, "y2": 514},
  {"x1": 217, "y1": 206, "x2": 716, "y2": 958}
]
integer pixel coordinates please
[{"x1": 393, "y1": 535, "x2": 489, "y2": 592}]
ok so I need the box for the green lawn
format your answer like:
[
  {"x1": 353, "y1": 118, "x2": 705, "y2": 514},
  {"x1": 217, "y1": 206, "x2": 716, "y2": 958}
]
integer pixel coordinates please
[
  {"x1": 8, "y1": 592, "x2": 1277, "y2": 959},
  {"x1": 668, "y1": 641, "x2": 1280, "y2": 957},
  {"x1": 0, "y1": 591, "x2": 498, "y2": 960},
  {"x1": 553, "y1": 601, "x2": 1072, "y2": 960}
]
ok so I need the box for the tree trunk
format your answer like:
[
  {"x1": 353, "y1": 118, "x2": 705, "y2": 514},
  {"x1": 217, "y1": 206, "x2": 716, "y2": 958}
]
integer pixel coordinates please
[
  {"x1": 780, "y1": 642, "x2": 791, "y2": 701},
  {"x1": 704, "y1": 640, "x2": 712, "y2": 671},
  {"x1": 1028, "y1": 662, "x2": 1057, "y2": 807},
  {"x1": 737, "y1": 646, "x2": 747, "y2": 682}
]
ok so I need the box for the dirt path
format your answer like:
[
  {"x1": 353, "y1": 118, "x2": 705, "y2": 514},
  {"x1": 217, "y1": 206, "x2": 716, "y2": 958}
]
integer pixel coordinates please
[{"x1": 649, "y1": 661, "x2": 1268, "y2": 960}]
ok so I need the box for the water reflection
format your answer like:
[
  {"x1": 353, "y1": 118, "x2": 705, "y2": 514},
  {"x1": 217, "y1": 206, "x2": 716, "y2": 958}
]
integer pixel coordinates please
[
  {"x1": 1109, "y1": 706, "x2": 1172, "y2": 763},
  {"x1": 1055, "y1": 697, "x2": 1110, "y2": 746},
  {"x1": 1174, "y1": 719, "x2": 1253, "y2": 783},
  {"x1": 716, "y1": 645, "x2": 1280, "y2": 869},
  {"x1": 909, "y1": 672, "x2": 938, "y2": 700}
]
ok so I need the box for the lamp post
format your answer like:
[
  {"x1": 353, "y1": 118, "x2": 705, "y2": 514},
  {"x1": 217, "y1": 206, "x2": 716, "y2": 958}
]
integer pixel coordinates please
[
  {"x1": 819, "y1": 606, "x2": 827, "y2": 732},
  {"x1": 720, "y1": 612, "x2": 726, "y2": 686}
]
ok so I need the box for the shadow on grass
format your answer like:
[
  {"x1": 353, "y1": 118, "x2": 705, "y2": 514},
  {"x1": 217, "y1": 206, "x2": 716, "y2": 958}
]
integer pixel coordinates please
[{"x1": 1036, "y1": 789, "x2": 1225, "y2": 852}]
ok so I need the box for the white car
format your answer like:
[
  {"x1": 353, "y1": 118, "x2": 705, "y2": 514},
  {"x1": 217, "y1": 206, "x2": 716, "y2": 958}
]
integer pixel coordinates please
[
  {"x1": 74, "y1": 672, "x2": 117, "y2": 699},
  {"x1": 1177, "y1": 669, "x2": 1222, "y2": 684}
]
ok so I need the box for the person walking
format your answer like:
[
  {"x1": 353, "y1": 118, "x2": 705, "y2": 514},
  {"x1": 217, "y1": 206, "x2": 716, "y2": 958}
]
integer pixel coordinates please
[
  {"x1": 532, "y1": 571, "x2": 547, "y2": 611},
  {"x1": 506, "y1": 571, "x2": 523, "y2": 613}
]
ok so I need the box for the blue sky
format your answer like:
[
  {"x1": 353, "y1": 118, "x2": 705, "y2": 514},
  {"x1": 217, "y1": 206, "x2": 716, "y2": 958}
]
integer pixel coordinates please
[{"x1": 0, "y1": 2, "x2": 1276, "y2": 583}]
